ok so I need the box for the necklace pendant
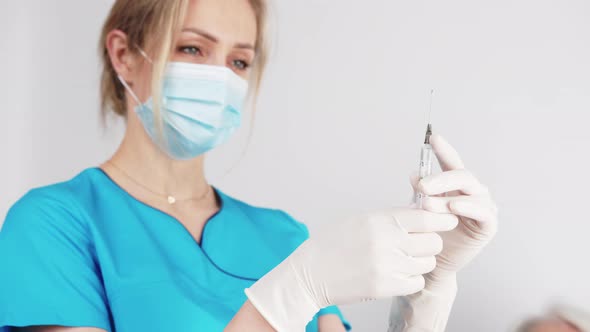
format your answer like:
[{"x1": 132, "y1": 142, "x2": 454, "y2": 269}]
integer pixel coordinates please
[{"x1": 167, "y1": 196, "x2": 176, "y2": 205}]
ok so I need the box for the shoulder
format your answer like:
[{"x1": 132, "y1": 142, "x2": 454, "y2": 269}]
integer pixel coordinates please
[
  {"x1": 1, "y1": 169, "x2": 97, "y2": 237},
  {"x1": 0, "y1": 169, "x2": 113, "y2": 330},
  {"x1": 203, "y1": 189, "x2": 312, "y2": 279},
  {"x1": 217, "y1": 189, "x2": 310, "y2": 239}
]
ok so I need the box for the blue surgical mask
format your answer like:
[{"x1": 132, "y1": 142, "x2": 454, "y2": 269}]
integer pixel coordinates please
[{"x1": 118, "y1": 61, "x2": 249, "y2": 160}]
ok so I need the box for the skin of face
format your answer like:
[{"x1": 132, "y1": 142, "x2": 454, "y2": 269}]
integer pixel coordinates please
[
  {"x1": 529, "y1": 318, "x2": 581, "y2": 332},
  {"x1": 126, "y1": 0, "x2": 258, "y2": 109}
]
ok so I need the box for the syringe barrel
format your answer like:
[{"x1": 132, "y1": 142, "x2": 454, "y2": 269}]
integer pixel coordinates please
[{"x1": 415, "y1": 144, "x2": 433, "y2": 208}]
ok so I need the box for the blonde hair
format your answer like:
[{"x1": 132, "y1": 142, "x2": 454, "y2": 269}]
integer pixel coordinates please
[{"x1": 99, "y1": 0, "x2": 269, "y2": 124}]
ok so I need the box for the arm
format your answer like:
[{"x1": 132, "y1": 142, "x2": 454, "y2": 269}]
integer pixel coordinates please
[
  {"x1": 15, "y1": 301, "x2": 344, "y2": 332},
  {"x1": 225, "y1": 300, "x2": 276, "y2": 332},
  {"x1": 12, "y1": 302, "x2": 273, "y2": 332},
  {"x1": 15, "y1": 302, "x2": 336, "y2": 332},
  {"x1": 225, "y1": 301, "x2": 348, "y2": 332},
  {"x1": 16, "y1": 305, "x2": 345, "y2": 332},
  {"x1": 15, "y1": 304, "x2": 345, "y2": 332},
  {"x1": 318, "y1": 315, "x2": 347, "y2": 332},
  {"x1": 15, "y1": 328, "x2": 106, "y2": 332}
]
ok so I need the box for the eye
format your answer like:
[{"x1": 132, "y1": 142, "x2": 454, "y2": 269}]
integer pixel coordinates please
[
  {"x1": 232, "y1": 59, "x2": 250, "y2": 71},
  {"x1": 179, "y1": 46, "x2": 202, "y2": 56}
]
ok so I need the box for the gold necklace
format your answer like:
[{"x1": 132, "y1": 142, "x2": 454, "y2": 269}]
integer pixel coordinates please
[{"x1": 106, "y1": 161, "x2": 212, "y2": 205}]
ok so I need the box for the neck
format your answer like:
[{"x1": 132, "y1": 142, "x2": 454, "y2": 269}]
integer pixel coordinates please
[{"x1": 106, "y1": 118, "x2": 209, "y2": 200}]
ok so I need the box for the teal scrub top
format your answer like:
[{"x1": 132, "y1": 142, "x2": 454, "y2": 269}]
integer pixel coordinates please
[{"x1": 0, "y1": 168, "x2": 350, "y2": 332}]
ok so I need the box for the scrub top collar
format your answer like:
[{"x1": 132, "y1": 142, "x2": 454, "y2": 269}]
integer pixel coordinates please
[{"x1": 93, "y1": 166, "x2": 234, "y2": 248}]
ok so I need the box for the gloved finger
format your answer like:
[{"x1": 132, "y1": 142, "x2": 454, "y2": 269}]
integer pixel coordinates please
[
  {"x1": 386, "y1": 275, "x2": 426, "y2": 297},
  {"x1": 422, "y1": 195, "x2": 497, "y2": 215},
  {"x1": 449, "y1": 199, "x2": 499, "y2": 230},
  {"x1": 421, "y1": 195, "x2": 453, "y2": 214},
  {"x1": 409, "y1": 172, "x2": 448, "y2": 198},
  {"x1": 430, "y1": 134, "x2": 466, "y2": 172},
  {"x1": 418, "y1": 169, "x2": 488, "y2": 196},
  {"x1": 395, "y1": 255, "x2": 437, "y2": 276},
  {"x1": 392, "y1": 209, "x2": 459, "y2": 233},
  {"x1": 410, "y1": 256, "x2": 437, "y2": 275},
  {"x1": 403, "y1": 233, "x2": 443, "y2": 257}
]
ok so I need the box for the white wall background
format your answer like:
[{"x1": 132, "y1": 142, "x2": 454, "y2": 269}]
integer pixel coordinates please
[{"x1": 1, "y1": 1, "x2": 589, "y2": 331}]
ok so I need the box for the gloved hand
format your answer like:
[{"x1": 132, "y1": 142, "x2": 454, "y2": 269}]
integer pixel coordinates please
[
  {"x1": 413, "y1": 134, "x2": 499, "y2": 282},
  {"x1": 245, "y1": 208, "x2": 459, "y2": 332},
  {"x1": 389, "y1": 134, "x2": 498, "y2": 332}
]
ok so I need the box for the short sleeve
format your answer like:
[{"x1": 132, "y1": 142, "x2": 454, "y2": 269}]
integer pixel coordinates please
[{"x1": 0, "y1": 190, "x2": 111, "y2": 331}]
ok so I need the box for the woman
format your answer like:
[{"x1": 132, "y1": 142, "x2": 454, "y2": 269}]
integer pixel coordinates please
[{"x1": 0, "y1": 0, "x2": 498, "y2": 331}]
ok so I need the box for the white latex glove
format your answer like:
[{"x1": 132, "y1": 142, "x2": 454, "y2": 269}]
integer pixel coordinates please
[
  {"x1": 389, "y1": 134, "x2": 498, "y2": 332},
  {"x1": 245, "y1": 208, "x2": 459, "y2": 332},
  {"x1": 415, "y1": 134, "x2": 499, "y2": 281}
]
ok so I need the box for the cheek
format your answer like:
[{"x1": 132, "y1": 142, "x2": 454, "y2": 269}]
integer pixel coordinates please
[
  {"x1": 132, "y1": 66, "x2": 155, "y2": 102},
  {"x1": 237, "y1": 68, "x2": 253, "y2": 81}
]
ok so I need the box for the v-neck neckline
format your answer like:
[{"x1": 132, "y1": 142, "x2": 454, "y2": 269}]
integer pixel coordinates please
[{"x1": 92, "y1": 167, "x2": 227, "y2": 248}]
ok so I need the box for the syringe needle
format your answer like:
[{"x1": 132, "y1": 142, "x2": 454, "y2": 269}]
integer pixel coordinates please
[{"x1": 427, "y1": 89, "x2": 435, "y2": 124}]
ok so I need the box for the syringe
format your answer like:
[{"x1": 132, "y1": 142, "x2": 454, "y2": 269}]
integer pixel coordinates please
[
  {"x1": 414, "y1": 89, "x2": 435, "y2": 209},
  {"x1": 414, "y1": 124, "x2": 433, "y2": 209}
]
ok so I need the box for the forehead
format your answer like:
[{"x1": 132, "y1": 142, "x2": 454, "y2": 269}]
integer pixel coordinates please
[
  {"x1": 183, "y1": 0, "x2": 258, "y2": 45},
  {"x1": 531, "y1": 319, "x2": 581, "y2": 332}
]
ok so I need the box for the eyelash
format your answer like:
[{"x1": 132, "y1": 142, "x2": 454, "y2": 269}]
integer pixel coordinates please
[
  {"x1": 232, "y1": 59, "x2": 250, "y2": 71},
  {"x1": 179, "y1": 46, "x2": 202, "y2": 56},
  {"x1": 178, "y1": 46, "x2": 251, "y2": 71}
]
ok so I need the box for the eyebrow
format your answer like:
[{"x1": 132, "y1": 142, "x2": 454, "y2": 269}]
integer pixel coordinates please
[{"x1": 182, "y1": 27, "x2": 255, "y2": 50}]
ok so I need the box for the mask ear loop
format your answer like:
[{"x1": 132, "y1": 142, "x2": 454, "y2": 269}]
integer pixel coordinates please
[
  {"x1": 117, "y1": 75, "x2": 143, "y2": 107},
  {"x1": 116, "y1": 46, "x2": 154, "y2": 106},
  {"x1": 136, "y1": 46, "x2": 154, "y2": 64}
]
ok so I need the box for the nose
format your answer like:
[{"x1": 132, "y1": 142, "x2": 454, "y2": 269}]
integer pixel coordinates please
[{"x1": 207, "y1": 52, "x2": 227, "y2": 68}]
